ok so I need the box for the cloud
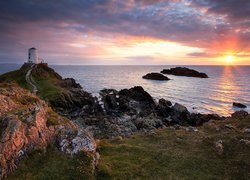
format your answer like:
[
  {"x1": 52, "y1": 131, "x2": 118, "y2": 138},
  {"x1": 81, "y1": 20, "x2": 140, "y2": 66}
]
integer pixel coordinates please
[{"x1": 0, "y1": 0, "x2": 249, "y2": 64}]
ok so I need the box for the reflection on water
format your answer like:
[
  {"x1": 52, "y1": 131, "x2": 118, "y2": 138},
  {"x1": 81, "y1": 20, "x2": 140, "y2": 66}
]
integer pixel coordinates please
[{"x1": 207, "y1": 66, "x2": 241, "y2": 115}]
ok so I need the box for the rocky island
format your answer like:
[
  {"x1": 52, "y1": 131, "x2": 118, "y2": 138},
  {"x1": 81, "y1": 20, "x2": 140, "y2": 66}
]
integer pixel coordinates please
[
  {"x1": 0, "y1": 64, "x2": 249, "y2": 179},
  {"x1": 142, "y1": 72, "x2": 170, "y2": 81},
  {"x1": 161, "y1": 67, "x2": 208, "y2": 78}
]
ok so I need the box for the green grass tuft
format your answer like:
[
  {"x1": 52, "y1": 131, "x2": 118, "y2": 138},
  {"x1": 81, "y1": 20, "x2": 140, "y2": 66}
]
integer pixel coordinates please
[
  {"x1": 97, "y1": 118, "x2": 250, "y2": 179},
  {"x1": 0, "y1": 69, "x2": 31, "y2": 91},
  {"x1": 9, "y1": 147, "x2": 94, "y2": 180}
]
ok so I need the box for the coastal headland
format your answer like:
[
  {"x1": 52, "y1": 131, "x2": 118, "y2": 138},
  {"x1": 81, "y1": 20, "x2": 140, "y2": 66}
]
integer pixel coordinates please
[{"x1": 0, "y1": 64, "x2": 249, "y2": 179}]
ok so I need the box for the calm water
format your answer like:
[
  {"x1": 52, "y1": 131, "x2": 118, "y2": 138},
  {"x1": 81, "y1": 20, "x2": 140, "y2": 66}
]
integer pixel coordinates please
[{"x1": 0, "y1": 64, "x2": 249, "y2": 116}]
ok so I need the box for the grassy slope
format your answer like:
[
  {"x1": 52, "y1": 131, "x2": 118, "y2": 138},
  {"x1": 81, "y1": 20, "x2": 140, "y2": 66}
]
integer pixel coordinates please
[
  {"x1": 10, "y1": 116, "x2": 250, "y2": 179},
  {"x1": 0, "y1": 69, "x2": 31, "y2": 90},
  {"x1": 31, "y1": 64, "x2": 64, "y2": 101},
  {"x1": 9, "y1": 147, "x2": 94, "y2": 180},
  {"x1": 0, "y1": 64, "x2": 64, "y2": 102},
  {"x1": 97, "y1": 118, "x2": 250, "y2": 179}
]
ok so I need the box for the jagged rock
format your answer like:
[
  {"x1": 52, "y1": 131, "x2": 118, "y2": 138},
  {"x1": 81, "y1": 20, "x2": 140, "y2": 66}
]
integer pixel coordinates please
[
  {"x1": 142, "y1": 73, "x2": 170, "y2": 81},
  {"x1": 161, "y1": 67, "x2": 208, "y2": 78},
  {"x1": 156, "y1": 99, "x2": 172, "y2": 117},
  {"x1": 60, "y1": 78, "x2": 82, "y2": 89},
  {"x1": 0, "y1": 106, "x2": 54, "y2": 179},
  {"x1": 233, "y1": 102, "x2": 247, "y2": 108},
  {"x1": 173, "y1": 103, "x2": 189, "y2": 113},
  {"x1": 117, "y1": 86, "x2": 156, "y2": 116},
  {"x1": 231, "y1": 110, "x2": 248, "y2": 119},
  {"x1": 30, "y1": 64, "x2": 103, "y2": 117},
  {"x1": 187, "y1": 113, "x2": 222, "y2": 126},
  {"x1": 170, "y1": 103, "x2": 190, "y2": 124},
  {"x1": 239, "y1": 139, "x2": 250, "y2": 145},
  {"x1": 99, "y1": 89, "x2": 119, "y2": 115},
  {"x1": 0, "y1": 84, "x2": 97, "y2": 179},
  {"x1": 134, "y1": 115, "x2": 163, "y2": 130},
  {"x1": 58, "y1": 129, "x2": 96, "y2": 155}
]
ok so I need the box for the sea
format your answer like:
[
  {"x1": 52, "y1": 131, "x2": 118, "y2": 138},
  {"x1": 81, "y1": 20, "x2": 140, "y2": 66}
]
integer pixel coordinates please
[{"x1": 0, "y1": 64, "x2": 249, "y2": 116}]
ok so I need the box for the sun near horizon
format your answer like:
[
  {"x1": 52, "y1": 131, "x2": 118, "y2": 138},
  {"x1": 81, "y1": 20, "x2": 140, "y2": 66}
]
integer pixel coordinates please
[{"x1": 0, "y1": 1, "x2": 249, "y2": 65}]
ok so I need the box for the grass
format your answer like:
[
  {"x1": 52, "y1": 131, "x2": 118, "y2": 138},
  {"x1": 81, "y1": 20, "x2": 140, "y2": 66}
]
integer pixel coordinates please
[
  {"x1": 31, "y1": 64, "x2": 66, "y2": 103},
  {"x1": 4, "y1": 108, "x2": 250, "y2": 179},
  {"x1": 0, "y1": 69, "x2": 31, "y2": 90},
  {"x1": 96, "y1": 118, "x2": 250, "y2": 179},
  {"x1": 9, "y1": 147, "x2": 94, "y2": 180},
  {"x1": 16, "y1": 95, "x2": 39, "y2": 106},
  {"x1": 47, "y1": 107, "x2": 70, "y2": 126}
]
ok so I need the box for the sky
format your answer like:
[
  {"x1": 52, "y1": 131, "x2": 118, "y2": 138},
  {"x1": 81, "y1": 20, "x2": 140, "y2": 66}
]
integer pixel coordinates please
[{"x1": 0, "y1": 0, "x2": 249, "y2": 65}]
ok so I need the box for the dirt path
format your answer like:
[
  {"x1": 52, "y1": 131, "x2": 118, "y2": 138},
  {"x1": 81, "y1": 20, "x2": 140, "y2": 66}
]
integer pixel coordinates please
[{"x1": 25, "y1": 64, "x2": 38, "y2": 94}]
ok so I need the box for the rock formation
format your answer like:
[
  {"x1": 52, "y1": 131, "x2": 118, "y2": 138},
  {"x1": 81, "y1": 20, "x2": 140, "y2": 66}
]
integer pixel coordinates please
[
  {"x1": 0, "y1": 83, "x2": 96, "y2": 179},
  {"x1": 161, "y1": 67, "x2": 208, "y2": 78},
  {"x1": 233, "y1": 102, "x2": 247, "y2": 108},
  {"x1": 142, "y1": 73, "x2": 170, "y2": 81}
]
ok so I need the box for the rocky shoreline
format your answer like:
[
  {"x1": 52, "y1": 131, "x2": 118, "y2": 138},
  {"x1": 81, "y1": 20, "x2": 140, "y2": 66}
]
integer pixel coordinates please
[{"x1": 0, "y1": 64, "x2": 248, "y2": 178}]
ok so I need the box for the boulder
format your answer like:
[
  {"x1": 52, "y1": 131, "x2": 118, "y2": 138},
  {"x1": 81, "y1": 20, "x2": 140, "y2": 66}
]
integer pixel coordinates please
[
  {"x1": 214, "y1": 140, "x2": 223, "y2": 155},
  {"x1": 173, "y1": 103, "x2": 189, "y2": 113},
  {"x1": 142, "y1": 73, "x2": 170, "y2": 81},
  {"x1": 187, "y1": 113, "x2": 222, "y2": 126},
  {"x1": 60, "y1": 78, "x2": 82, "y2": 89},
  {"x1": 134, "y1": 115, "x2": 163, "y2": 130},
  {"x1": 170, "y1": 103, "x2": 190, "y2": 124},
  {"x1": 231, "y1": 110, "x2": 248, "y2": 119},
  {"x1": 0, "y1": 84, "x2": 97, "y2": 179},
  {"x1": 233, "y1": 102, "x2": 247, "y2": 108},
  {"x1": 156, "y1": 98, "x2": 172, "y2": 117},
  {"x1": 118, "y1": 86, "x2": 156, "y2": 116},
  {"x1": 161, "y1": 67, "x2": 208, "y2": 78},
  {"x1": 99, "y1": 89, "x2": 119, "y2": 115}
]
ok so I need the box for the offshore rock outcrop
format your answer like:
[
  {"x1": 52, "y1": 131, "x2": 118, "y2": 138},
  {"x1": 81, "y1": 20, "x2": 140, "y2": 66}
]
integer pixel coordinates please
[
  {"x1": 142, "y1": 73, "x2": 170, "y2": 81},
  {"x1": 0, "y1": 83, "x2": 96, "y2": 179},
  {"x1": 161, "y1": 67, "x2": 208, "y2": 78}
]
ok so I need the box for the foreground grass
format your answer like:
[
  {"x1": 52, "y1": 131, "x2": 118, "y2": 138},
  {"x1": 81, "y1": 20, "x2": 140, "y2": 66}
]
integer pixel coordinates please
[
  {"x1": 97, "y1": 119, "x2": 250, "y2": 179},
  {"x1": 8, "y1": 117, "x2": 250, "y2": 179},
  {"x1": 9, "y1": 147, "x2": 94, "y2": 180}
]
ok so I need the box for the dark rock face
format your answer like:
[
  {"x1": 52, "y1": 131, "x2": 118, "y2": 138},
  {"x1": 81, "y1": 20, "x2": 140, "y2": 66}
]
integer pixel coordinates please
[
  {"x1": 170, "y1": 103, "x2": 190, "y2": 124},
  {"x1": 100, "y1": 86, "x2": 156, "y2": 117},
  {"x1": 161, "y1": 67, "x2": 208, "y2": 78},
  {"x1": 187, "y1": 113, "x2": 223, "y2": 126},
  {"x1": 118, "y1": 86, "x2": 156, "y2": 116},
  {"x1": 100, "y1": 89, "x2": 119, "y2": 115},
  {"x1": 231, "y1": 110, "x2": 248, "y2": 119},
  {"x1": 50, "y1": 87, "x2": 102, "y2": 117},
  {"x1": 233, "y1": 102, "x2": 247, "y2": 108},
  {"x1": 156, "y1": 98, "x2": 172, "y2": 117},
  {"x1": 60, "y1": 78, "x2": 82, "y2": 89},
  {"x1": 142, "y1": 73, "x2": 170, "y2": 81}
]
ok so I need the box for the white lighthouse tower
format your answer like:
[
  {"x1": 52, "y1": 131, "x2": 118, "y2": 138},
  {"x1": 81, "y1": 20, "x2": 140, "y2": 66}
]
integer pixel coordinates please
[{"x1": 28, "y1": 47, "x2": 39, "y2": 64}]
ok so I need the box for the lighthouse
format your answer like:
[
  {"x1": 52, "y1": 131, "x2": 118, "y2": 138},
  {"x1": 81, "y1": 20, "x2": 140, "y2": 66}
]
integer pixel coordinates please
[{"x1": 28, "y1": 47, "x2": 39, "y2": 64}]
